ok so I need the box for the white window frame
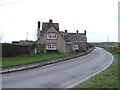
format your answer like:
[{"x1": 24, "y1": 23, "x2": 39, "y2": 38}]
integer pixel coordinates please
[
  {"x1": 73, "y1": 45, "x2": 79, "y2": 50},
  {"x1": 47, "y1": 44, "x2": 57, "y2": 50},
  {"x1": 47, "y1": 33, "x2": 57, "y2": 39}
]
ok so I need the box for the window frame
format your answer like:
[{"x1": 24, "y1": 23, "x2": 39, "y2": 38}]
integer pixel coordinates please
[
  {"x1": 47, "y1": 32, "x2": 57, "y2": 40},
  {"x1": 47, "y1": 43, "x2": 57, "y2": 50},
  {"x1": 73, "y1": 45, "x2": 79, "y2": 50}
]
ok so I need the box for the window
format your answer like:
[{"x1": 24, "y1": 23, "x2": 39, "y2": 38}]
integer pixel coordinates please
[
  {"x1": 47, "y1": 33, "x2": 57, "y2": 39},
  {"x1": 47, "y1": 44, "x2": 57, "y2": 50},
  {"x1": 73, "y1": 45, "x2": 79, "y2": 50}
]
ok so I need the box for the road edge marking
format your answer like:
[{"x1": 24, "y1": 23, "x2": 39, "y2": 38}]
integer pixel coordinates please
[{"x1": 67, "y1": 49, "x2": 114, "y2": 88}]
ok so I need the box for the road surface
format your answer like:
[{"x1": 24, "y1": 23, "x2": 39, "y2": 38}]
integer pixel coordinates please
[{"x1": 2, "y1": 47, "x2": 113, "y2": 88}]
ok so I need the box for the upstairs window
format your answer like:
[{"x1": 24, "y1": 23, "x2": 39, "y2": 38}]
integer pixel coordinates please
[
  {"x1": 73, "y1": 45, "x2": 79, "y2": 50},
  {"x1": 47, "y1": 44, "x2": 57, "y2": 50},
  {"x1": 47, "y1": 33, "x2": 57, "y2": 39}
]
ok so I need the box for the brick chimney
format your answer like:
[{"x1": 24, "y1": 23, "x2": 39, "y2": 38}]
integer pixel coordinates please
[
  {"x1": 84, "y1": 30, "x2": 86, "y2": 35},
  {"x1": 37, "y1": 21, "x2": 41, "y2": 39},
  {"x1": 65, "y1": 30, "x2": 67, "y2": 33},
  {"x1": 38, "y1": 21, "x2": 40, "y2": 29},
  {"x1": 49, "y1": 19, "x2": 53, "y2": 26},
  {"x1": 49, "y1": 19, "x2": 53, "y2": 23}
]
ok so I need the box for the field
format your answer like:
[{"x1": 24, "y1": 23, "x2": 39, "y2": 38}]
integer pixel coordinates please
[
  {"x1": 97, "y1": 43, "x2": 118, "y2": 47},
  {"x1": 97, "y1": 45, "x2": 118, "y2": 47},
  {"x1": 77, "y1": 47, "x2": 119, "y2": 88}
]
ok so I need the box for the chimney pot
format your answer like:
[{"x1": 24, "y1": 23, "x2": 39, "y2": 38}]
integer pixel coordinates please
[
  {"x1": 49, "y1": 19, "x2": 53, "y2": 23},
  {"x1": 65, "y1": 30, "x2": 67, "y2": 33}
]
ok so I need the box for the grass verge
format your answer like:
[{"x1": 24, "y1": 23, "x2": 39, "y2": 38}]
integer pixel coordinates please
[
  {"x1": 77, "y1": 47, "x2": 119, "y2": 88},
  {"x1": 2, "y1": 52, "x2": 83, "y2": 68}
]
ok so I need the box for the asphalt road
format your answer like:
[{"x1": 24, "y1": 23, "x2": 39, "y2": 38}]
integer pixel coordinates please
[{"x1": 2, "y1": 47, "x2": 113, "y2": 88}]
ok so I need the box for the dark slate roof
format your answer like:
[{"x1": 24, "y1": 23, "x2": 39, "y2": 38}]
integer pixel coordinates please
[
  {"x1": 42, "y1": 23, "x2": 59, "y2": 31},
  {"x1": 60, "y1": 32, "x2": 87, "y2": 43},
  {"x1": 37, "y1": 20, "x2": 87, "y2": 43}
]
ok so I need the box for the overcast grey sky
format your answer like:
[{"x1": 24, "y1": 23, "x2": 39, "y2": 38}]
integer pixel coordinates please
[{"x1": 0, "y1": 0, "x2": 118, "y2": 43}]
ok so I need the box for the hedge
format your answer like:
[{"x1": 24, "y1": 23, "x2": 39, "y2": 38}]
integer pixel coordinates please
[{"x1": 2, "y1": 43, "x2": 35, "y2": 58}]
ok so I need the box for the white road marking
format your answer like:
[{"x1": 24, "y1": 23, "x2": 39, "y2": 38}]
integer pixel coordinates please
[{"x1": 67, "y1": 49, "x2": 114, "y2": 88}]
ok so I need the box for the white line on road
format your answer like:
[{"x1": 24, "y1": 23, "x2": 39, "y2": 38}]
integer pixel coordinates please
[{"x1": 67, "y1": 49, "x2": 114, "y2": 88}]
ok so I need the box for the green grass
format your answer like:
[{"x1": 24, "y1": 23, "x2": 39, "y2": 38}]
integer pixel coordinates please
[
  {"x1": 2, "y1": 47, "x2": 94, "y2": 68},
  {"x1": 77, "y1": 48, "x2": 119, "y2": 88},
  {"x1": 2, "y1": 52, "x2": 82, "y2": 68},
  {"x1": 97, "y1": 45, "x2": 118, "y2": 47}
]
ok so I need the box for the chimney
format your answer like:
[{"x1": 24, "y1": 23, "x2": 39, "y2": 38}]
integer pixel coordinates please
[
  {"x1": 49, "y1": 19, "x2": 53, "y2": 23},
  {"x1": 65, "y1": 30, "x2": 67, "y2": 33},
  {"x1": 76, "y1": 30, "x2": 79, "y2": 33},
  {"x1": 37, "y1": 21, "x2": 41, "y2": 39},
  {"x1": 84, "y1": 30, "x2": 86, "y2": 35},
  {"x1": 49, "y1": 19, "x2": 53, "y2": 25},
  {"x1": 38, "y1": 21, "x2": 40, "y2": 29}
]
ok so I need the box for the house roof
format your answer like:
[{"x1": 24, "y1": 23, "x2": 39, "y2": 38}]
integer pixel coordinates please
[
  {"x1": 42, "y1": 23, "x2": 59, "y2": 31},
  {"x1": 36, "y1": 20, "x2": 87, "y2": 43},
  {"x1": 36, "y1": 21, "x2": 61, "y2": 42},
  {"x1": 40, "y1": 22, "x2": 59, "y2": 36},
  {"x1": 60, "y1": 32, "x2": 87, "y2": 43}
]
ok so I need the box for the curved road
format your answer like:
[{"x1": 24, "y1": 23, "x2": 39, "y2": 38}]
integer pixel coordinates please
[{"x1": 2, "y1": 47, "x2": 113, "y2": 88}]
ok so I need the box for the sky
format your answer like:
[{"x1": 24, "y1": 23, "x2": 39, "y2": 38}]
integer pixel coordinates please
[{"x1": 0, "y1": 0, "x2": 119, "y2": 43}]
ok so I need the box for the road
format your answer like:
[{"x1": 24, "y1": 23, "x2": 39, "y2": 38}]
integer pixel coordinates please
[{"x1": 2, "y1": 47, "x2": 113, "y2": 88}]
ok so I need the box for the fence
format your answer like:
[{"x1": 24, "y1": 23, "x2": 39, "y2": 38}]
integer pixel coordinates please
[{"x1": 2, "y1": 43, "x2": 35, "y2": 58}]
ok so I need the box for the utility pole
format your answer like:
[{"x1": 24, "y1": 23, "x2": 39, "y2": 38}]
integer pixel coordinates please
[
  {"x1": 26, "y1": 32, "x2": 28, "y2": 41},
  {"x1": 107, "y1": 35, "x2": 109, "y2": 42}
]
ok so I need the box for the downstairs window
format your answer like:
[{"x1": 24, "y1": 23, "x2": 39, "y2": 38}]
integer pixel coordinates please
[{"x1": 47, "y1": 44, "x2": 57, "y2": 50}]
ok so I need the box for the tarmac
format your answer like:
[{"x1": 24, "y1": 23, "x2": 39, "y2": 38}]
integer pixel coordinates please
[{"x1": 1, "y1": 49, "x2": 93, "y2": 74}]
